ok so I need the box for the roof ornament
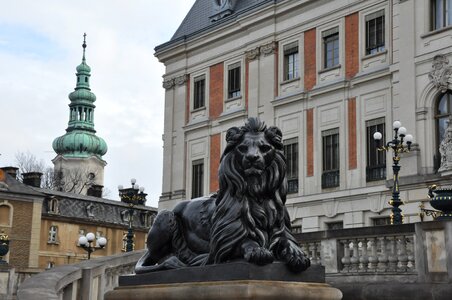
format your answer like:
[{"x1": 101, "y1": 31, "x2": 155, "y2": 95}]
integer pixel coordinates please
[
  {"x1": 211, "y1": 0, "x2": 235, "y2": 22},
  {"x1": 82, "y1": 33, "x2": 87, "y2": 62}
]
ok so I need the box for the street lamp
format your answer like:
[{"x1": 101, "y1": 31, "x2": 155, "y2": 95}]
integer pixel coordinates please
[
  {"x1": 118, "y1": 179, "x2": 147, "y2": 252},
  {"x1": 0, "y1": 230, "x2": 9, "y2": 265},
  {"x1": 78, "y1": 232, "x2": 107, "y2": 259},
  {"x1": 373, "y1": 120, "x2": 413, "y2": 225}
]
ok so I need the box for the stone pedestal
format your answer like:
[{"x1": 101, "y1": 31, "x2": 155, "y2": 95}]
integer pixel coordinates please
[{"x1": 105, "y1": 263, "x2": 342, "y2": 300}]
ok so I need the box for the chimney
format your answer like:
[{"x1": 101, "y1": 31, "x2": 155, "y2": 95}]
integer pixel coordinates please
[
  {"x1": 22, "y1": 172, "x2": 43, "y2": 188},
  {"x1": 87, "y1": 184, "x2": 103, "y2": 198},
  {"x1": 1, "y1": 167, "x2": 19, "y2": 180}
]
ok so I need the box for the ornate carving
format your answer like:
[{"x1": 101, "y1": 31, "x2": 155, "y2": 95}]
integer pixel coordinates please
[
  {"x1": 246, "y1": 47, "x2": 260, "y2": 61},
  {"x1": 211, "y1": 0, "x2": 235, "y2": 21},
  {"x1": 428, "y1": 54, "x2": 452, "y2": 93},
  {"x1": 260, "y1": 41, "x2": 277, "y2": 56},
  {"x1": 135, "y1": 118, "x2": 310, "y2": 274},
  {"x1": 162, "y1": 79, "x2": 175, "y2": 90},
  {"x1": 175, "y1": 75, "x2": 188, "y2": 86},
  {"x1": 439, "y1": 116, "x2": 452, "y2": 173}
]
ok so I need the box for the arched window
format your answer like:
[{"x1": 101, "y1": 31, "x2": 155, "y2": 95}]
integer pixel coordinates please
[
  {"x1": 435, "y1": 92, "x2": 452, "y2": 169},
  {"x1": 48, "y1": 225, "x2": 59, "y2": 244},
  {"x1": 0, "y1": 203, "x2": 12, "y2": 226}
]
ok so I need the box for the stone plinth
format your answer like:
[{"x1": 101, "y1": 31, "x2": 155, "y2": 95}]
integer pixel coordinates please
[{"x1": 105, "y1": 262, "x2": 342, "y2": 300}]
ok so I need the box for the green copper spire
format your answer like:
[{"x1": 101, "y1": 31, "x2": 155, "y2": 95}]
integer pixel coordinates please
[{"x1": 52, "y1": 34, "x2": 108, "y2": 159}]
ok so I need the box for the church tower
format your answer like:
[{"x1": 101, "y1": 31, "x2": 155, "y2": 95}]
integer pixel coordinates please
[{"x1": 52, "y1": 34, "x2": 107, "y2": 195}]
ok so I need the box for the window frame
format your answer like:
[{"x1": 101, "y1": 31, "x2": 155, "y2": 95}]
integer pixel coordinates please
[
  {"x1": 227, "y1": 62, "x2": 241, "y2": 99},
  {"x1": 191, "y1": 159, "x2": 204, "y2": 199},
  {"x1": 48, "y1": 225, "x2": 59, "y2": 244},
  {"x1": 365, "y1": 9, "x2": 386, "y2": 55},
  {"x1": 431, "y1": 0, "x2": 452, "y2": 30},
  {"x1": 322, "y1": 128, "x2": 340, "y2": 189},
  {"x1": 193, "y1": 75, "x2": 206, "y2": 110},
  {"x1": 283, "y1": 138, "x2": 299, "y2": 194},
  {"x1": 283, "y1": 42, "x2": 300, "y2": 81},
  {"x1": 0, "y1": 202, "x2": 13, "y2": 227},
  {"x1": 322, "y1": 27, "x2": 340, "y2": 69},
  {"x1": 366, "y1": 118, "x2": 386, "y2": 182}
]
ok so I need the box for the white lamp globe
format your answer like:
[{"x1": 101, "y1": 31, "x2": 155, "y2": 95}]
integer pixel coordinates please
[
  {"x1": 98, "y1": 237, "x2": 107, "y2": 247},
  {"x1": 78, "y1": 236, "x2": 88, "y2": 246},
  {"x1": 393, "y1": 121, "x2": 401, "y2": 129},
  {"x1": 134, "y1": 184, "x2": 139, "y2": 190},
  {"x1": 86, "y1": 232, "x2": 95, "y2": 242},
  {"x1": 131, "y1": 178, "x2": 137, "y2": 185},
  {"x1": 118, "y1": 185, "x2": 123, "y2": 190},
  {"x1": 405, "y1": 134, "x2": 413, "y2": 143},
  {"x1": 398, "y1": 127, "x2": 407, "y2": 135},
  {"x1": 373, "y1": 132, "x2": 382, "y2": 140},
  {"x1": 139, "y1": 186, "x2": 145, "y2": 192}
]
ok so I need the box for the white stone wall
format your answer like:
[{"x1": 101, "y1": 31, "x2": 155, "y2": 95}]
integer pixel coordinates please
[{"x1": 156, "y1": 0, "x2": 452, "y2": 231}]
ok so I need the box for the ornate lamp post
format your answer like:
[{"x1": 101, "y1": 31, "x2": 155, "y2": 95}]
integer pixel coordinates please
[
  {"x1": 78, "y1": 232, "x2": 107, "y2": 259},
  {"x1": 373, "y1": 121, "x2": 413, "y2": 225},
  {"x1": 118, "y1": 179, "x2": 147, "y2": 252},
  {"x1": 0, "y1": 230, "x2": 9, "y2": 265}
]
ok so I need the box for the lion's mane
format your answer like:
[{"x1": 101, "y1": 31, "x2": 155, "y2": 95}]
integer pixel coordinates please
[{"x1": 207, "y1": 118, "x2": 296, "y2": 264}]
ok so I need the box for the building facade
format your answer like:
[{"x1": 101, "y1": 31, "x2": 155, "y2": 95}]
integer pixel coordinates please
[{"x1": 156, "y1": 0, "x2": 452, "y2": 232}]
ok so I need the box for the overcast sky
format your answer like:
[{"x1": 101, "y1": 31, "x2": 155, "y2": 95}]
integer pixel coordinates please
[{"x1": 0, "y1": 0, "x2": 196, "y2": 207}]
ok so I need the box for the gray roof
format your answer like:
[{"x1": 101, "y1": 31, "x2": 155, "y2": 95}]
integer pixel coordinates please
[{"x1": 157, "y1": 0, "x2": 276, "y2": 50}]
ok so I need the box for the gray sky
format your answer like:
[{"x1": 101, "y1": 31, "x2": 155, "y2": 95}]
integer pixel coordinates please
[{"x1": 0, "y1": 0, "x2": 196, "y2": 207}]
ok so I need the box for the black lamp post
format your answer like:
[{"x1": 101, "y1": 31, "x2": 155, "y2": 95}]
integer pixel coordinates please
[
  {"x1": 374, "y1": 120, "x2": 413, "y2": 225},
  {"x1": 0, "y1": 230, "x2": 9, "y2": 265},
  {"x1": 78, "y1": 232, "x2": 107, "y2": 259},
  {"x1": 118, "y1": 179, "x2": 147, "y2": 252}
]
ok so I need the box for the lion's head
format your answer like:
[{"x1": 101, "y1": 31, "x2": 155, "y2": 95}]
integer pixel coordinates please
[{"x1": 208, "y1": 117, "x2": 289, "y2": 264}]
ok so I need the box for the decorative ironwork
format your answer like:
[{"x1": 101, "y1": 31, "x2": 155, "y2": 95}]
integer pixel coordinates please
[{"x1": 322, "y1": 170, "x2": 339, "y2": 188}]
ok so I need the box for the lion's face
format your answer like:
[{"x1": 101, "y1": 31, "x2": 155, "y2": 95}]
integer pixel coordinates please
[{"x1": 235, "y1": 132, "x2": 276, "y2": 177}]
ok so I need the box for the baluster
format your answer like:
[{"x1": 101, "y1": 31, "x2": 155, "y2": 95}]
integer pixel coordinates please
[
  {"x1": 309, "y1": 242, "x2": 318, "y2": 265},
  {"x1": 387, "y1": 236, "x2": 398, "y2": 272},
  {"x1": 350, "y1": 239, "x2": 359, "y2": 272},
  {"x1": 398, "y1": 235, "x2": 408, "y2": 272},
  {"x1": 359, "y1": 238, "x2": 369, "y2": 272},
  {"x1": 377, "y1": 237, "x2": 388, "y2": 272},
  {"x1": 340, "y1": 240, "x2": 351, "y2": 273},
  {"x1": 368, "y1": 237, "x2": 378, "y2": 272},
  {"x1": 316, "y1": 241, "x2": 322, "y2": 266},
  {"x1": 407, "y1": 235, "x2": 415, "y2": 271}
]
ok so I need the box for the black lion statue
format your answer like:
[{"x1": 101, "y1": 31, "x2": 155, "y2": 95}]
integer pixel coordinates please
[{"x1": 135, "y1": 118, "x2": 310, "y2": 273}]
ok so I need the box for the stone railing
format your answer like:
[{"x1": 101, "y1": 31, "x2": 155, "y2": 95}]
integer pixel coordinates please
[
  {"x1": 17, "y1": 250, "x2": 145, "y2": 300},
  {"x1": 297, "y1": 223, "x2": 417, "y2": 278}
]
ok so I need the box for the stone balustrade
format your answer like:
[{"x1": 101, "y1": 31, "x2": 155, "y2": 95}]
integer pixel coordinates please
[{"x1": 17, "y1": 250, "x2": 145, "y2": 300}]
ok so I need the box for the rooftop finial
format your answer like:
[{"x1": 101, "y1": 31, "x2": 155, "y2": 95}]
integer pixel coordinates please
[{"x1": 82, "y1": 33, "x2": 87, "y2": 61}]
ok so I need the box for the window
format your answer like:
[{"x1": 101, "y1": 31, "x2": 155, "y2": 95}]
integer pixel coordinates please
[
  {"x1": 327, "y1": 221, "x2": 343, "y2": 230},
  {"x1": 435, "y1": 92, "x2": 452, "y2": 169},
  {"x1": 193, "y1": 75, "x2": 206, "y2": 109},
  {"x1": 47, "y1": 197, "x2": 59, "y2": 214},
  {"x1": 283, "y1": 42, "x2": 299, "y2": 81},
  {"x1": 227, "y1": 63, "x2": 241, "y2": 98},
  {"x1": 366, "y1": 118, "x2": 386, "y2": 181},
  {"x1": 0, "y1": 205, "x2": 11, "y2": 226},
  {"x1": 292, "y1": 225, "x2": 302, "y2": 234},
  {"x1": 48, "y1": 225, "x2": 58, "y2": 244},
  {"x1": 192, "y1": 160, "x2": 204, "y2": 198},
  {"x1": 365, "y1": 10, "x2": 385, "y2": 55},
  {"x1": 283, "y1": 138, "x2": 298, "y2": 194},
  {"x1": 432, "y1": 0, "x2": 452, "y2": 30},
  {"x1": 373, "y1": 217, "x2": 391, "y2": 226},
  {"x1": 322, "y1": 27, "x2": 340, "y2": 69},
  {"x1": 322, "y1": 128, "x2": 340, "y2": 188}
]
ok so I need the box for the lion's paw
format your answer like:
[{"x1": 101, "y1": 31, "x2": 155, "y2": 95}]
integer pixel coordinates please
[
  {"x1": 244, "y1": 247, "x2": 274, "y2": 266},
  {"x1": 279, "y1": 242, "x2": 310, "y2": 273}
]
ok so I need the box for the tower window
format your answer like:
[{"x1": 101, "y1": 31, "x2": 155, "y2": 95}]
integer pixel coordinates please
[{"x1": 85, "y1": 77, "x2": 88, "y2": 83}]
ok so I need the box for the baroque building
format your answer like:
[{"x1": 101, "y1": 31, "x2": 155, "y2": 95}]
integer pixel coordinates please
[{"x1": 156, "y1": 0, "x2": 452, "y2": 232}]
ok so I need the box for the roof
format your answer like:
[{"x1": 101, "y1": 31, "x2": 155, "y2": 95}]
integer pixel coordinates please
[{"x1": 157, "y1": 0, "x2": 276, "y2": 50}]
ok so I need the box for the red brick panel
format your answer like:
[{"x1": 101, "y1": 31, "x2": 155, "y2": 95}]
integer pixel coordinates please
[
  {"x1": 185, "y1": 76, "x2": 190, "y2": 125},
  {"x1": 348, "y1": 97, "x2": 357, "y2": 170},
  {"x1": 304, "y1": 29, "x2": 317, "y2": 91},
  {"x1": 209, "y1": 63, "x2": 224, "y2": 120},
  {"x1": 345, "y1": 13, "x2": 359, "y2": 80},
  {"x1": 210, "y1": 134, "x2": 221, "y2": 192},
  {"x1": 307, "y1": 109, "x2": 314, "y2": 177}
]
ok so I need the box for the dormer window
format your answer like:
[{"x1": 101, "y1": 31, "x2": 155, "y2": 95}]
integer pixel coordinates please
[{"x1": 47, "y1": 197, "x2": 60, "y2": 214}]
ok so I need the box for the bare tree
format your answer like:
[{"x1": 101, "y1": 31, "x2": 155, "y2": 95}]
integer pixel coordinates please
[{"x1": 15, "y1": 151, "x2": 99, "y2": 195}]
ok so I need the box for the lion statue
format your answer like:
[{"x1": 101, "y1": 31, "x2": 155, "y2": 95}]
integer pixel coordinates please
[{"x1": 135, "y1": 118, "x2": 310, "y2": 273}]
